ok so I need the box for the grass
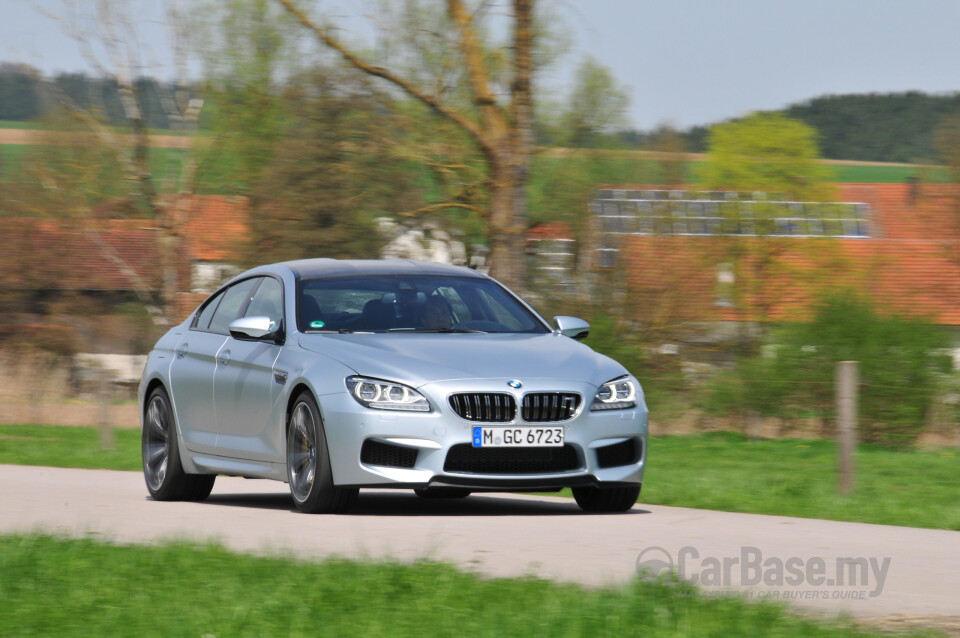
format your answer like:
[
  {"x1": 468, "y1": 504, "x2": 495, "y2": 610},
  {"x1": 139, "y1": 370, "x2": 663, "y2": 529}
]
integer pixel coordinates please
[
  {"x1": 0, "y1": 143, "x2": 28, "y2": 171},
  {"x1": 0, "y1": 534, "x2": 918, "y2": 638},
  {"x1": 640, "y1": 432, "x2": 960, "y2": 530},
  {"x1": 2, "y1": 425, "x2": 958, "y2": 530},
  {"x1": 1, "y1": 142, "x2": 948, "y2": 192},
  {"x1": 0, "y1": 120, "x2": 44, "y2": 129},
  {"x1": 0, "y1": 425, "x2": 141, "y2": 472}
]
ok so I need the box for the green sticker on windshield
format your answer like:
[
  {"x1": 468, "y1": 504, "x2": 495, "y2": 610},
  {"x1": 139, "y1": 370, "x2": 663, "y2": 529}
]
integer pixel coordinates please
[{"x1": 309, "y1": 320, "x2": 325, "y2": 329}]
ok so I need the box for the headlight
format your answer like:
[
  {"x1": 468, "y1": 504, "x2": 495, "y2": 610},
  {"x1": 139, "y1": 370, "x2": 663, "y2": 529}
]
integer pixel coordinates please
[
  {"x1": 346, "y1": 376, "x2": 430, "y2": 412},
  {"x1": 591, "y1": 376, "x2": 637, "y2": 411}
]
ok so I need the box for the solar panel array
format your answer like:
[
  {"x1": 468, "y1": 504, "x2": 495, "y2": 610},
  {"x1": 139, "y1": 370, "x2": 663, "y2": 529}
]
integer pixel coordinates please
[
  {"x1": 591, "y1": 190, "x2": 872, "y2": 239},
  {"x1": 590, "y1": 189, "x2": 873, "y2": 267}
]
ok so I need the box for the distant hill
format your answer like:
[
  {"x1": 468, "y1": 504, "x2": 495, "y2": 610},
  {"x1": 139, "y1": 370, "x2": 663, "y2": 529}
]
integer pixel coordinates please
[
  {"x1": 783, "y1": 92, "x2": 960, "y2": 163},
  {"x1": 3, "y1": 60, "x2": 959, "y2": 164},
  {"x1": 624, "y1": 91, "x2": 960, "y2": 164}
]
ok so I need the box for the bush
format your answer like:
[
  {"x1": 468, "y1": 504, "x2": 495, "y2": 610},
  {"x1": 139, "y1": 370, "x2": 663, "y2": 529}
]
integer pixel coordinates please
[{"x1": 706, "y1": 292, "x2": 953, "y2": 446}]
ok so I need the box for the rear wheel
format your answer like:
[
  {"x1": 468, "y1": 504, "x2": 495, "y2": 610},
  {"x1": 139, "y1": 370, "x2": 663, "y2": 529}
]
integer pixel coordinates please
[
  {"x1": 414, "y1": 487, "x2": 471, "y2": 499},
  {"x1": 572, "y1": 485, "x2": 640, "y2": 513},
  {"x1": 286, "y1": 391, "x2": 358, "y2": 514},
  {"x1": 142, "y1": 386, "x2": 216, "y2": 501}
]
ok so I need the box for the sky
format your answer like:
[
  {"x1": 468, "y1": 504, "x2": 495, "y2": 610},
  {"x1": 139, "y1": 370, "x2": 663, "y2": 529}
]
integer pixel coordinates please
[{"x1": 3, "y1": 0, "x2": 960, "y2": 130}]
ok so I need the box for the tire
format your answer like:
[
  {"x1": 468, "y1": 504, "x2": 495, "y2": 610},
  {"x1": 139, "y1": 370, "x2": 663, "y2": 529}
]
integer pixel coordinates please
[
  {"x1": 286, "y1": 391, "x2": 358, "y2": 514},
  {"x1": 414, "y1": 487, "x2": 472, "y2": 499},
  {"x1": 142, "y1": 386, "x2": 216, "y2": 501},
  {"x1": 572, "y1": 485, "x2": 641, "y2": 513}
]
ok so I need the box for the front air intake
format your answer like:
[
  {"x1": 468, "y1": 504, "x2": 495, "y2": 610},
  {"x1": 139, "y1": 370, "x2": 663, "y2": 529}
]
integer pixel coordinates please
[
  {"x1": 444, "y1": 444, "x2": 582, "y2": 474},
  {"x1": 360, "y1": 439, "x2": 418, "y2": 468}
]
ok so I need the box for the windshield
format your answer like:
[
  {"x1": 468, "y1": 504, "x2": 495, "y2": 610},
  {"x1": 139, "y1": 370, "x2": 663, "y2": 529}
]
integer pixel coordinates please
[{"x1": 297, "y1": 274, "x2": 549, "y2": 334}]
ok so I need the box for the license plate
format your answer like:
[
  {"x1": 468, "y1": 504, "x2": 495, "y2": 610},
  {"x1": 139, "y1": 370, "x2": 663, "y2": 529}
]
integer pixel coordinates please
[{"x1": 472, "y1": 426, "x2": 564, "y2": 447}]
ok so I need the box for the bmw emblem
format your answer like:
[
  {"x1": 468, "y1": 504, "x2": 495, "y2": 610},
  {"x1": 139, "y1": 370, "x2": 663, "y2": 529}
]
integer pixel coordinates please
[{"x1": 507, "y1": 379, "x2": 522, "y2": 389}]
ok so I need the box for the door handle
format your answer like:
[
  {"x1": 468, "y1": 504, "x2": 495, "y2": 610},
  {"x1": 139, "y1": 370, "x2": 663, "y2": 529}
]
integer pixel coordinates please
[
  {"x1": 175, "y1": 344, "x2": 188, "y2": 359},
  {"x1": 217, "y1": 351, "x2": 231, "y2": 366}
]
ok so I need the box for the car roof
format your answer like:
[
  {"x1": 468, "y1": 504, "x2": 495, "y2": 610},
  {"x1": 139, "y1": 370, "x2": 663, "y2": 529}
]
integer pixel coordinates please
[{"x1": 273, "y1": 258, "x2": 488, "y2": 280}]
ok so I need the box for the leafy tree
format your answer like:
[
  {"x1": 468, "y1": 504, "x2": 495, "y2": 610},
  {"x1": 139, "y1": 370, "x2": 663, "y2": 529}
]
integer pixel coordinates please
[
  {"x1": 701, "y1": 112, "x2": 831, "y2": 200},
  {"x1": 710, "y1": 292, "x2": 952, "y2": 447},
  {"x1": 248, "y1": 69, "x2": 423, "y2": 263},
  {"x1": 188, "y1": 0, "x2": 308, "y2": 194},
  {"x1": 0, "y1": 64, "x2": 42, "y2": 121},
  {"x1": 931, "y1": 111, "x2": 960, "y2": 274},
  {"x1": 698, "y1": 112, "x2": 836, "y2": 349},
  {"x1": 275, "y1": 0, "x2": 538, "y2": 292},
  {"x1": 934, "y1": 110, "x2": 960, "y2": 182},
  {"x1": 561, "y1": 56, "x2": 631, "y2": 147},
  {"x1": 648, "y1": 123, "x2": 689, "y2": 186}
]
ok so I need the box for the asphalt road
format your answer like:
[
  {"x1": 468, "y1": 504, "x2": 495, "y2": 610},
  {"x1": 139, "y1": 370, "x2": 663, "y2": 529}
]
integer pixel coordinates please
[{"x1": 2, "y1": 464, "x2": 958, "y2": 622}]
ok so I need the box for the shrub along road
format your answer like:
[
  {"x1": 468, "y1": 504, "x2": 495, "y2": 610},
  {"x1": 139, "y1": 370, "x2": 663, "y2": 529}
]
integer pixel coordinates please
[{"x1": 1, "y1": 464, "x2": 957, "y2": 623}]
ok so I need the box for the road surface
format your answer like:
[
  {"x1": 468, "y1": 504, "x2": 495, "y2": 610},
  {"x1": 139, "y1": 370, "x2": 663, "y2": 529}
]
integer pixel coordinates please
[{"x1": 2, "y1": 464, "x2": 958, "y2": 625}]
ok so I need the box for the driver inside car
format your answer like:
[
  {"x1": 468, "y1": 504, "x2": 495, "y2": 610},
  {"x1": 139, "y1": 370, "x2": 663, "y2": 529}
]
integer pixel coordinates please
[{"x1": 421, "y1": 295, "x2": 453, "y2": 330}]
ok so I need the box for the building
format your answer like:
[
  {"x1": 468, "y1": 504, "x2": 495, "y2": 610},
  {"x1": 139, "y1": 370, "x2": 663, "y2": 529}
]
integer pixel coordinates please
[
  {"x1": 0, "y1": 195, "x2": 251, "y2": 353},
  {"x1": 591, "y1": 183, "x2": 960, "y2": 331}
]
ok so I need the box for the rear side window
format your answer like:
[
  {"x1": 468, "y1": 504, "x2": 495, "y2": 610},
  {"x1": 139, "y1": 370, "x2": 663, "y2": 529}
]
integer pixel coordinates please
[
  {"x1": 194, "y1": 289, "x2": 226, "y2": 331},
  {"x1": 207, "y1": 278, "x2": 260, "y2": 335}
]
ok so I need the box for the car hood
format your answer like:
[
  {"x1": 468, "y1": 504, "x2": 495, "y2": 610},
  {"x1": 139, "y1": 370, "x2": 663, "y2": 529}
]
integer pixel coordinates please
[{"x1": 297, "y1": 332, "x2": 627, "y2": 387}]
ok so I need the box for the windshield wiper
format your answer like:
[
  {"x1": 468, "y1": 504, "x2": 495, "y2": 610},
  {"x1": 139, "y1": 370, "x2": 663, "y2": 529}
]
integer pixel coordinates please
[{"x1": 386, "y1": 327, "x2": 486, "y2": 334}]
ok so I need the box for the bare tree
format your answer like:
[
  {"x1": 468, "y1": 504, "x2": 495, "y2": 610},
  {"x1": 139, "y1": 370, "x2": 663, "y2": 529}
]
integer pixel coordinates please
[
  {"x1": 32, "y1": 0, "x2": 203, "y2": 324},
  {"x1": 275, "y1": 0, "x2": 535, "y2": 291}
]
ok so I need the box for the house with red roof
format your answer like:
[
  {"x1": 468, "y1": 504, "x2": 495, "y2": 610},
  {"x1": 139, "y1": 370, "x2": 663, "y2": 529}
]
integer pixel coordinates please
[
  {"x1": 0, "y1": 195, "x2": 251, "y2": 352},
  {"x1": 590, "y1": 183, "x2": 960, "y2": 330}
]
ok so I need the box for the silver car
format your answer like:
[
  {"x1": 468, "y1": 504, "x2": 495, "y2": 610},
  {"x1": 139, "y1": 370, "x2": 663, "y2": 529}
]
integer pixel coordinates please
[{"x1": 139, "y1": 259, "x2": 648, "y2": 513}]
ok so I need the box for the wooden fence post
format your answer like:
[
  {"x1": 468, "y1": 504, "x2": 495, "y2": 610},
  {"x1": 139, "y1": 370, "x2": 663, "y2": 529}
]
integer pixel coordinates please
[
  {"x1": 836, "y1": 361, "x2": 858, "y2": 494},
  {"x1": 99, "y1": 369, "x2": 115, "y2": 450}
]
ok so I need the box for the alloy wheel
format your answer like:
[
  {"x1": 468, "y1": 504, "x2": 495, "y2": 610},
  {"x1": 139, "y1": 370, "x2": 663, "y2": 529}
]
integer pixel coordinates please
[
  {"x1": 143, "y1": 395, "x2": 170, "y2": 491},
  {"x1": 288, "y1": 402, "x2": 317, "y2": 503}
]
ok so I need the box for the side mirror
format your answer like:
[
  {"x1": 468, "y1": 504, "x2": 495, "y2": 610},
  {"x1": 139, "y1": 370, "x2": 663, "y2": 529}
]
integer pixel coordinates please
[
  {"x1": 229, "y1": 316, "x2": 279, "y2": 341},
  {"x1": 553, "y1": 316, "x2": 590, "y2": 340}
]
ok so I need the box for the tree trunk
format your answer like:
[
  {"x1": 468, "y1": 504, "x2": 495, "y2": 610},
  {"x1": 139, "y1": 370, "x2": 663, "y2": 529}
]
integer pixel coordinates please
[
  {"x1": 487, "y1": 155, "x2": 527, "y2": 293},
  {"x1": 484, "y1": 0, "x2": 534, "y2": 293}
]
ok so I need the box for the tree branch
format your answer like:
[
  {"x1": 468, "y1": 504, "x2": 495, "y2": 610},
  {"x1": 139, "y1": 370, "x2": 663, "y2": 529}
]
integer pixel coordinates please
[
  {"x1": 400, "y1": 202, "x2": 487, "y2": 218},
  {"x1": 446, "y1": 0, "x2": 508, "y2": 137},
  {"x1": 274, "y1": 0, "x2": 491, "y2": 155}
]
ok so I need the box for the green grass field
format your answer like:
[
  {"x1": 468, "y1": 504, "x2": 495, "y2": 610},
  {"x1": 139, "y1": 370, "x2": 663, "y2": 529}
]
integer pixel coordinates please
[
  {"x1": 1, "y1": 141, "x2": 944, "y2": 191},
  {"x1": 626, "y1": 432, "x2": 960, "y2": 531},
  {"x1": 2, "y1": 425, "x2": 957, "y2": 529},
  {"x1": 0, "y1": 120, "x2": 44, "y2": 129},
  {"x1": 0, "y1": 425, "x2": 142, "y2": 471},
  {"x1": 0, "y1": 534, "x2": 918, "y2": 638},
  {"x1": 0, "y1": 143, "x2": 28, "y2": 169}
]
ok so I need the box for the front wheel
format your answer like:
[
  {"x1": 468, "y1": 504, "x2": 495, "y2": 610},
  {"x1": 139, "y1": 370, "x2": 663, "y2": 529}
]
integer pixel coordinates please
[
  {"x1": 142, "y1": 386, "x2": 215, "y2": 501},
  {"x1": 572, "y1": 485, "x2": 640, "y2": 513},
  {"x1": 286, "y1": 392, "x2": 358, "y2": 514}
]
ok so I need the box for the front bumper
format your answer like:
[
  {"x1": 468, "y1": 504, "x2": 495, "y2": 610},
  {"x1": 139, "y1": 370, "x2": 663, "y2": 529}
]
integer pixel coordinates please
[{"x1": 318, "y1": 377, "x2": 648, "y2": 489}]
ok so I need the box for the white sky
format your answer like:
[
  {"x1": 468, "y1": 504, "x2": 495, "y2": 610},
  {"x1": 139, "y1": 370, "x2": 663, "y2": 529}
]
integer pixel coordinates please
[{"x1": 3, "y1": 0, "x2": 960, "y2": 130}]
